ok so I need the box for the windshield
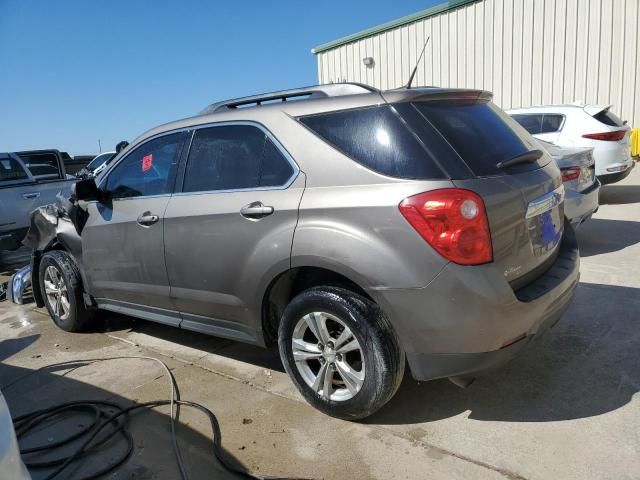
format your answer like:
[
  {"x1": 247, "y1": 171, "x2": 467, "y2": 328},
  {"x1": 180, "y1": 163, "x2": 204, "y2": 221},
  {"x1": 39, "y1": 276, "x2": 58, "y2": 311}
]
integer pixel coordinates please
[{"x1": 88, "y1": 152, "x2": 116, "y2": 170}]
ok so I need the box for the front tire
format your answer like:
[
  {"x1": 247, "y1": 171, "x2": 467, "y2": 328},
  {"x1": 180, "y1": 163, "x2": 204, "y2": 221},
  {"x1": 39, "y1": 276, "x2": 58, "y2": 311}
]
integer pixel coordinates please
[
  {"x1": 278, "y1": 286, "x2": 404, "y2": 420},
  {"x1": 39, "y1": 250, "x2": 93, "y2": 332}
]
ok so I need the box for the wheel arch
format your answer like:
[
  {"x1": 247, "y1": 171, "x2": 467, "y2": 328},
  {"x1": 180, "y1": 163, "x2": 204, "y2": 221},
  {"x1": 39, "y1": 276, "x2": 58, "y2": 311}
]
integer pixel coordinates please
[{"x1": 261, "y1": 265, "x2": 373, "y2": 347}]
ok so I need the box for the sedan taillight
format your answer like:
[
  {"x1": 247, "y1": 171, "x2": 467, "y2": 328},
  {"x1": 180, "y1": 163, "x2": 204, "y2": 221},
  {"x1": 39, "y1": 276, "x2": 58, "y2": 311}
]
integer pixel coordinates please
[
  {"x1": 399, "y1": 189, "x2": 493, "y2": 265},
  {"x1": 560, "y1": 166, "x2": 581, "y2": 182},
  {"x1": 582, "y1": 130, "x2": 626, "y2": 141}
]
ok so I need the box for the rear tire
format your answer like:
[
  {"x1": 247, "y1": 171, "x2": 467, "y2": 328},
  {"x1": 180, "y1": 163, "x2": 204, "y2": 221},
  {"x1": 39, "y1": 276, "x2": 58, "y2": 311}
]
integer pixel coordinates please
[
  {"x1": 278, "y1": 286, "x2": 404, "y2": 420},
  {"x1": 39, "y1": 250, "x2": 93, "y2": 332}
]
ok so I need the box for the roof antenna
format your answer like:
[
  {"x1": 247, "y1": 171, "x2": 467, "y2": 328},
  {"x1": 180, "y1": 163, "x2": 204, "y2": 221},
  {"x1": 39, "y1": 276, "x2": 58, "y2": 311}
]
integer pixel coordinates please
[{"x1": 405, "y1": 36, "x2": 430, "y2": 89}]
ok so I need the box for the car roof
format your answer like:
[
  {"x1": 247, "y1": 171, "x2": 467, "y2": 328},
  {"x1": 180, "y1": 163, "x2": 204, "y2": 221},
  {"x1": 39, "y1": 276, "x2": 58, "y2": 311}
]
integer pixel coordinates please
[{"x1": 122, "y1": 83, "x2": 491, "y2": 155}]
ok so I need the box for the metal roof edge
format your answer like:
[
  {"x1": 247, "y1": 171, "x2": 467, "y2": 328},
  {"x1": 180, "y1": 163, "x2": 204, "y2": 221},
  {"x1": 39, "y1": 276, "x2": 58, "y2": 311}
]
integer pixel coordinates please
[{"x1": 311, "y1": 0, "x2": 480, "y2": 54}]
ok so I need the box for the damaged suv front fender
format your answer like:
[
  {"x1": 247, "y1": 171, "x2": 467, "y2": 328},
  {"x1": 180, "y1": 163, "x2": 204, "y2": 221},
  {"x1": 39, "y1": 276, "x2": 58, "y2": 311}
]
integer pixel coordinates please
[{"x1": 22, "y1": 194, "x2": 89, "y2": 307}]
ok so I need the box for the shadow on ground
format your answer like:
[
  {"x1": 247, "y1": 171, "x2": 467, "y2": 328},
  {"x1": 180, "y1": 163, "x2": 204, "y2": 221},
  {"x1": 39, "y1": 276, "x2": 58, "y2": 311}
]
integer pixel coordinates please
[
  {"x1": 78, "y1": 283, "x2": 640, "y2": 428},
  {"x1": 599, "y1": 183, "x2": 640, "y2": 205},
  {"x1": 0, "y1": 338, "x2": 251, "y2": 480},
  {"x1": 89, "y1": 312, "x2": 285, "y2": 373},
  {"x1": 368, "y1": 282, "x2": 640, "y2": 425},
  {"x1": 577, "y1": 218, "x2": 640, "y2": 256}
]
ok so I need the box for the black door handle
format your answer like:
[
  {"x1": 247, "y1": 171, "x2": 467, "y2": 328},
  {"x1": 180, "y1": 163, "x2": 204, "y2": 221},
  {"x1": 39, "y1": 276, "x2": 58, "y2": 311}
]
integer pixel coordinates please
[
  {"x1": 240, "y1": 202, "x2": 274, "y2": 219},
  {"x1": 137, "y1": 212, "x2": 160, "y2": 226}
]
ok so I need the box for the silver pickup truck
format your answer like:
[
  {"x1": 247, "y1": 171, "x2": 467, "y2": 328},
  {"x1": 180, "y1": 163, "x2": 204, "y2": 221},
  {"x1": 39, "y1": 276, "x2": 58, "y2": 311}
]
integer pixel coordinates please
[{"x1": 0, "y1": 151, "x2": 75, "y2": 251}]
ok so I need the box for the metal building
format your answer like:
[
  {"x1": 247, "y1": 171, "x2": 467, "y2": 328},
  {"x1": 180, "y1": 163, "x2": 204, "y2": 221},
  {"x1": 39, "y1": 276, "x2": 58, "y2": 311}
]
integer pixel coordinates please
[{"x1": 312, "y1": 0, "x2": 640, "y2": 125}]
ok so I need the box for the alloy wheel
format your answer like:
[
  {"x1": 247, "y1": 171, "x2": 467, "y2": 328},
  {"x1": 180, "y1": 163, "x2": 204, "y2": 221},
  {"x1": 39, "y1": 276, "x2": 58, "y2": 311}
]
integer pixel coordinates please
[
  {"x1": 291, "y1": 312, "x2": 365, "y2": 401},
  {"x1": 44, "y1": 266, "x2": 70, "y2": 320}
]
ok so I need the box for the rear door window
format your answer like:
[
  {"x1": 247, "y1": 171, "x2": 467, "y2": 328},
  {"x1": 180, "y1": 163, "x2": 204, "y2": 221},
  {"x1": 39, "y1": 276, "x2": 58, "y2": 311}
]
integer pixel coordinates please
[
  {"x1": 259, "y1": 137, "x2": 295, "y2": 187},
  {"x1": 298, "y1": 106, "x2": 445, "y2": 179},
  {"x1": 413, "y1": 101, "x2": 544, "y2": 176},
  {"x1": 183, "y1": 125, "x2": 296, "y2": 193}
]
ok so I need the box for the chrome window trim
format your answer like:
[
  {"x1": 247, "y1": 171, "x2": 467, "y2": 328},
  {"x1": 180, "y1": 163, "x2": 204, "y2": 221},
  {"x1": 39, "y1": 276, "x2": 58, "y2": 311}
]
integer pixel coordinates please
[
  {"x1": 175, "y1": 120, "x2": 300, "y2": 196},
  {"x1": 85, "y1": 193, "x2": 173, "y2": 205}
]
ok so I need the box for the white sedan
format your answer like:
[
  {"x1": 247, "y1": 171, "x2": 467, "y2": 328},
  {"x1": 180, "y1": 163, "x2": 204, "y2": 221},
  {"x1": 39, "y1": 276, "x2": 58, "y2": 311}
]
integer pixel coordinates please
[{"x1": 508, "y1": 103, "x2": 634, "y2": 184}]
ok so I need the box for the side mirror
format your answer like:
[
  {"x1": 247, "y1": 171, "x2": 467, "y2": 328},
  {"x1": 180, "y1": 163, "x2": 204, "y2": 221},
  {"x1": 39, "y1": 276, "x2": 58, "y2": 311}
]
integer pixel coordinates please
[{"x1": 72, "y1": 178, "x2": 101, "y2": 201}]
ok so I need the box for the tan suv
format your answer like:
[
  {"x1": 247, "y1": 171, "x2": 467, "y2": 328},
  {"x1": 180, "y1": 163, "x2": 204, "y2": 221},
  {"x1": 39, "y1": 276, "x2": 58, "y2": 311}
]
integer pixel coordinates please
[{"x1": 25, "y1": 83, "x2": 579, "y2": 419}]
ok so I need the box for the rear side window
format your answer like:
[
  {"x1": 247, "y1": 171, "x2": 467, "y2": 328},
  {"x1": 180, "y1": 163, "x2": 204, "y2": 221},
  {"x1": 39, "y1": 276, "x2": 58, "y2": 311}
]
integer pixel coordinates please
[
  {"x1": 0, "y1": 157, "x2": 29, "y2": 182},
  {"x1": 298, "y1": 106, "x2": 444, "y2": 179},
  {"x1": 511, "y1": 113, "x2": 564, "y2": 134},
  {"x1": 593, "y1": 109, "x2": 623, "y2": 127},
  {"x1": 540, "y1": 114, "x2": 564, "y2": 133},
  {"x1": 511, "y1": 114, "x2": 543, "y2": 134},
  {"x1": 413, "y1": 101, "x2": 541, "y2": 176},
  {"x1": 183, "y1": 125, "x2": 295, "y2": 193}
]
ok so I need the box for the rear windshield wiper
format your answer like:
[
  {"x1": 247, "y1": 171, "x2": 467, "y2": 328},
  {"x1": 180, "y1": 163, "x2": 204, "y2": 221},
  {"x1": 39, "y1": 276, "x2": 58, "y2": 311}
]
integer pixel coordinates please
[{"x1": 496, "y1": 149, "x2": 543, "y2": 169}]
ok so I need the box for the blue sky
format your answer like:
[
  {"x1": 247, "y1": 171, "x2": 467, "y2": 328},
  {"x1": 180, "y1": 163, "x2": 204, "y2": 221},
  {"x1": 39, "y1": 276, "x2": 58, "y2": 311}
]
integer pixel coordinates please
[{"x1": 0, "y1": 0, "x2": 439, "y2": 155}]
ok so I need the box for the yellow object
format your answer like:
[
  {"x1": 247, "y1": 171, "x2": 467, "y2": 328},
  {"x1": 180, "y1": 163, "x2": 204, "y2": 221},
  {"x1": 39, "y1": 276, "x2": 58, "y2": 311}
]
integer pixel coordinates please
[{"x1": 631, "y1": 128, "x2": 640, "y2": 157}]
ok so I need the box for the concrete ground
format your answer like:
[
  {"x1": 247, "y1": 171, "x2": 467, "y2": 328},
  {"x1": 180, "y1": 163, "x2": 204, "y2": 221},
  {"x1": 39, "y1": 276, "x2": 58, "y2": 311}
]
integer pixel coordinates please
[{"x1": 1, "y1": 167, "x2": 639, "y2": 480}]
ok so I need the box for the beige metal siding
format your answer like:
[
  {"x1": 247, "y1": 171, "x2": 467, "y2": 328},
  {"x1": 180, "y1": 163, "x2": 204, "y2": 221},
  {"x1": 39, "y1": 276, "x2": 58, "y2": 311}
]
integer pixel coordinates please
[{"x1": 316, "y1": 0, "x2": 640, "y2": 125}]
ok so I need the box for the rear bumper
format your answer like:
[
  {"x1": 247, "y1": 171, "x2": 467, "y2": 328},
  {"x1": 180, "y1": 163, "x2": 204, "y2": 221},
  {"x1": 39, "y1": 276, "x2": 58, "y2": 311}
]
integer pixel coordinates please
[
  {"x1": 597, "y1": 160, "x2": 634, "y2": 185},
  {"x1": 565, "y1": 179, "x2": 601, "y2": 227},
  {"x1": 370, "y1": 225, "x2": 580, "y2": 382}
]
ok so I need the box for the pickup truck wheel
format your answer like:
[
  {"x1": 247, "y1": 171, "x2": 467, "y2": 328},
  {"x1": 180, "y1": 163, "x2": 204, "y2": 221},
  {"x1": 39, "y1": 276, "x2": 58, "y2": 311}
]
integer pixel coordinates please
[
  {"x1": 278, "y1": 286, "x2": 404, "y2": 420},
  {"x1": 39, "y1": 250, "x2": 93, "y2": 332}
]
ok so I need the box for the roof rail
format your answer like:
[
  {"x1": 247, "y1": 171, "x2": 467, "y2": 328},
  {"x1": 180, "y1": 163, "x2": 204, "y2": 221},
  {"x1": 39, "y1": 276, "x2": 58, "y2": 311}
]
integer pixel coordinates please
[{"x1": 198, "y1": 82, "x2": 379, "y2": 115}]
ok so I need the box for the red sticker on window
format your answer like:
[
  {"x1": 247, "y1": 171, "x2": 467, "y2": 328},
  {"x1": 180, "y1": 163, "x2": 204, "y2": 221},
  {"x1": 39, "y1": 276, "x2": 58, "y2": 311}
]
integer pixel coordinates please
[{"x1": 142, "y1": 154, "x2": 153, "y2": 172}]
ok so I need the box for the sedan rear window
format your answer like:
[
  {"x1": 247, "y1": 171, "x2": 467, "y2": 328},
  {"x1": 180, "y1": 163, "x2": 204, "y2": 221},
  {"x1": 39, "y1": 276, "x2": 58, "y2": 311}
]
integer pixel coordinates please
[
  {"x1": 413, "y1": 100, "x2": 543, "y2": 176},
  {"x1": 298, "y1": 106, "x2": 445, "y2": 179}
]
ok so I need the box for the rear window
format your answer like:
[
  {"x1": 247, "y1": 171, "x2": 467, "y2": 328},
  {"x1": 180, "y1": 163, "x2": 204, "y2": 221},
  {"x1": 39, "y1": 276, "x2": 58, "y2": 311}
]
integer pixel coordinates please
[
  {"x1": 413, "y1": 101, "x2": 542, "y2": 176},
  {"x1": 298, "y1": 106, "x2": 445, "y2": 179},
  {"x1": 17, "y1": 152, "x2": 62, "y2": 179},
  {"x1": 593, "y1": 109, "x2": 624, "y2": 127}
]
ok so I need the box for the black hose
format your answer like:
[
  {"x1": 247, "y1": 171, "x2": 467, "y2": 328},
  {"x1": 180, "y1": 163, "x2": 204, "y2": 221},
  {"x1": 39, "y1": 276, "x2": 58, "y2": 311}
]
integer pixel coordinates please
[
  {"x1": 14, "y1": 399, "x2": 261, "y2": 480},
  {"x1": 7, "y1": 357, "x2": 307, "y2": 480}
]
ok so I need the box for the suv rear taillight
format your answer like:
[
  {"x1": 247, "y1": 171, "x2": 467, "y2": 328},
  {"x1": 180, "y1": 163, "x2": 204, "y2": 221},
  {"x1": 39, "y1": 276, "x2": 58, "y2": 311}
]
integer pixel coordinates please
[
  {"x1": 399, "y1": 189, "x2": 493, "y2": 265},
  {"x1": 582, "y1": 130, "x2": 626, "y2": 141},
  {"x1": 560, "y1": 166, "x2": 581, "y2": 182}
]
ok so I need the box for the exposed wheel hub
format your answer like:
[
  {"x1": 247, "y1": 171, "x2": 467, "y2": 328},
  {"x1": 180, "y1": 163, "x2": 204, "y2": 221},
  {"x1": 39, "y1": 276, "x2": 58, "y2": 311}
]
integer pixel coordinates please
[{"x1": 322, "y1": 343, "x2": 336, "y2": 363}]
